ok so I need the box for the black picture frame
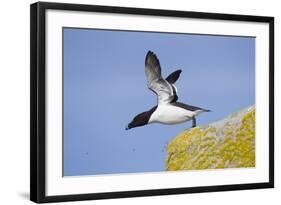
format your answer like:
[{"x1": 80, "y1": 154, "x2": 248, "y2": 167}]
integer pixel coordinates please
[{"x1": 30, "y1": 1, "x2": 274, "y2": 203}]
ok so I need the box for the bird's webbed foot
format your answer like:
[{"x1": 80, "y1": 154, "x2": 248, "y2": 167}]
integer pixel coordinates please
[{"x1": 192, "y1": 117, "x2": 196, "y2": 128}]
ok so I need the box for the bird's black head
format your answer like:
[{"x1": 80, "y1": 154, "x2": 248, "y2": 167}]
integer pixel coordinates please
[
  {"x1": 126, "y1": 106, "x2": 157, "y2": 130},
  {"x1": 126, "y1": 112, "x2": 150, "y2": 130}
]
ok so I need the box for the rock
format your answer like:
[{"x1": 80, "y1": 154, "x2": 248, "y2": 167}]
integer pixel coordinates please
[{"x1": 166, "y1": 106, "x2": 255, "y2": 171}]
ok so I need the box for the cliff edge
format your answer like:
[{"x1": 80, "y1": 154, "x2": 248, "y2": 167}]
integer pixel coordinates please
[{"x1": 166, "y1": 106, "x2": 255, "y2": 171}]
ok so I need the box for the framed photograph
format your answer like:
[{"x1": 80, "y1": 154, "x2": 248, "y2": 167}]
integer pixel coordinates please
[{"x1": 30, "y1": 2, "x2": 274, "y2": 203}]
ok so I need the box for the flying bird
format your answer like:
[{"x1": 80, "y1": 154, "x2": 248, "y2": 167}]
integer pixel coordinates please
[{"x1": 126, "y1": 51, "x2": 210, "y2": 130}]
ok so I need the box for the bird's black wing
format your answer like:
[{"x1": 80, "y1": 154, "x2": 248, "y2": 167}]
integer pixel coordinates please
[{"x1": 166, "y1": 70, "x2": 182, "y2": 84}]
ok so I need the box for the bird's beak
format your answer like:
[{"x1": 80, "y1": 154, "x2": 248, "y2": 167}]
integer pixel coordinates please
[{"x1": 125, "y1": 125, "x2": 130, "y2": 130}]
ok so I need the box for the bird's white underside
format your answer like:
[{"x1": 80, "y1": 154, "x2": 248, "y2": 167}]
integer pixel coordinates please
[{"x1": 148, "y1": 104, "x2": 202, "y2": 125}]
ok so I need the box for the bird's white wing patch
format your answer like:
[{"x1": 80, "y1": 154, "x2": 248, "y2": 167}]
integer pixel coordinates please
[{"x1": 149, "y1": 79, "x2": 174, "y2": 104}]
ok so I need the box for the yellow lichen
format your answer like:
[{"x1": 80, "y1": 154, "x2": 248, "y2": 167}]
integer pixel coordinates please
[{"x1": 166, "y1": 107, "x2": 255, "y2": 171}]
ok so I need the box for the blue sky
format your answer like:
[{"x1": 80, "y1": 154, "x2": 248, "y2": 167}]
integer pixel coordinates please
[{"x1": 63, "y1": 28, "x2": 255, "y2": 176}]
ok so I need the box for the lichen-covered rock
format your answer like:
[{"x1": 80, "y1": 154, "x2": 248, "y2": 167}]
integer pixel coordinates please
[{"x1": 166, "y1": 106, "x2": 255, "y2": 171}]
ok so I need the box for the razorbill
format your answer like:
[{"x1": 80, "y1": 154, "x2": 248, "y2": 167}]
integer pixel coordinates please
[{"x1": 126, "y1": 51, "x2": 210, "y2": 130}]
